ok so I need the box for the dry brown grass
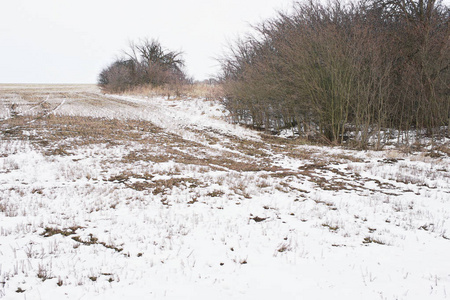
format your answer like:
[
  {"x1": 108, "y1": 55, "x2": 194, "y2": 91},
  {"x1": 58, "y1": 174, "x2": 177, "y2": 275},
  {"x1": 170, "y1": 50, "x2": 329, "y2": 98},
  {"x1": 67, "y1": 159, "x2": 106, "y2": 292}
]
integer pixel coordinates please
[
  {"x1": 0, "y1": 115, "x2": 164, "y2": 146},
  {"x1": 124, "y1": 83, "x2": 223, "y2": 100},
  {"x1": 108, "y1": 174, "x2": 206, "y2": 195},
  {"x1": 0, "y1": 109, "x2": 282, "y2": 173}
]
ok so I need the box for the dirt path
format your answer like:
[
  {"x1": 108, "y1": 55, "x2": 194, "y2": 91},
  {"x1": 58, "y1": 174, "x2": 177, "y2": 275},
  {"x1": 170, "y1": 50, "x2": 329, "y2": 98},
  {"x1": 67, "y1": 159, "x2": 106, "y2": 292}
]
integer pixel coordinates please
[{"x1": 0, "y1": 84, "x2": 259, "y2": 150}]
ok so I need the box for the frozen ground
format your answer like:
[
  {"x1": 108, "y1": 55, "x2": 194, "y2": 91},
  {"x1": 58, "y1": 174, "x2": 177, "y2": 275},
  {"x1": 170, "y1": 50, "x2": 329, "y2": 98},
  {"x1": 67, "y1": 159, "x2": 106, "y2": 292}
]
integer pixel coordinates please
[{"x1": 0, "y1": 84, "x2": 449, "y2": 299}]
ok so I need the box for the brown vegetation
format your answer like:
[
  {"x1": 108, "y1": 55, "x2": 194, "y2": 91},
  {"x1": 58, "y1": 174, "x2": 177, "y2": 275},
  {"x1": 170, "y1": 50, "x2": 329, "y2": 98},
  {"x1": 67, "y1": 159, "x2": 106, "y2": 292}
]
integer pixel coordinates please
[
  {"x1": 98, "y1": 38, "x2": 191, "y2": 93},
  {"x1": 219, "y1": 0, "x2": 449, "y2": 148},
  {"x1": 123, "y1": 82, "x2": 223, "y2": 100}
]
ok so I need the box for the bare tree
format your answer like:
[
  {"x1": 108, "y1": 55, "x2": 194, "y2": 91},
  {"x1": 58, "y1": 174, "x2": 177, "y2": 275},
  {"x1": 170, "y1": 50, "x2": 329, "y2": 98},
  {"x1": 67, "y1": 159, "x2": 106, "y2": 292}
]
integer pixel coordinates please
[
  {"x1": 219, "y1": 0, "x2": 449, "y2": 147},
  {"x1": 98, "y1": 38, "x2": 188, "y2": 93}
]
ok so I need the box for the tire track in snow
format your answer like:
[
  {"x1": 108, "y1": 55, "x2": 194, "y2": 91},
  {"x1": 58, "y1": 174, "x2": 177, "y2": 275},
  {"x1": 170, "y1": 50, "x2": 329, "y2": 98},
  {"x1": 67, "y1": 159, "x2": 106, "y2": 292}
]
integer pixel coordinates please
[{"x1": 97, "y1": 93, "x2": 261, "y2": 150}]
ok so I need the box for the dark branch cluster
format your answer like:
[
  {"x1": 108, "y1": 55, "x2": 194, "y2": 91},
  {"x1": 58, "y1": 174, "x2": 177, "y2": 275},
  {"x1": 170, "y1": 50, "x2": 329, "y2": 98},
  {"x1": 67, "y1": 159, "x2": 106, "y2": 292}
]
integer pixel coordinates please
[
  {"x1": 98, "y1": 38, "x2": 189, "y2": 93},
  {"x1": 219, "y1": 0, "x2": 449, "y2": 147}
]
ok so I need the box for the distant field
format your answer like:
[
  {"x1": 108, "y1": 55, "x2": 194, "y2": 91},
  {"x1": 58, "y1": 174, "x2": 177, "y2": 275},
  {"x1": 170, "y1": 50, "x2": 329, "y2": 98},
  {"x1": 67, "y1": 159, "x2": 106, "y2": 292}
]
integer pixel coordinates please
[{"x1": 0, "y1": 85, "x2": 449, "y2": 299}]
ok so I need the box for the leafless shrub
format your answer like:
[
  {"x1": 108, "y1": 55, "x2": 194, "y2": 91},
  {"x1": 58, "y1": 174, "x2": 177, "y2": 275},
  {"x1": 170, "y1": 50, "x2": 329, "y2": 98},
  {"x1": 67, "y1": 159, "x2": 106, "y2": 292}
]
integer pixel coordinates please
[
  {"x1": 219, "y1": 0, "x2": 449, "y2": 148},
  {"x1": 98, "y1": 38, "x2": 190, "y2": 94}
]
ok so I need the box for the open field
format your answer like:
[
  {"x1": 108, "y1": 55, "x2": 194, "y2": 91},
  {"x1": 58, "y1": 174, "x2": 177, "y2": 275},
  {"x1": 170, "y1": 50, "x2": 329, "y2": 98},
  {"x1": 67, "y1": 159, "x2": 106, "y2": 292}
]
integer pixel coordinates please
[{"x1": 1, "y1": 85, "x2": 449, "y2": 299}]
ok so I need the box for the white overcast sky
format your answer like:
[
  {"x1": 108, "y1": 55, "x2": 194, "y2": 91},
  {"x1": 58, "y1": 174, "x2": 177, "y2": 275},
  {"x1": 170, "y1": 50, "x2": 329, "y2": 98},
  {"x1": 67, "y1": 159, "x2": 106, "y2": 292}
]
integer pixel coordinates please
[{"x1": 0, "y1": 0, "x2": 292, "y2": 83}]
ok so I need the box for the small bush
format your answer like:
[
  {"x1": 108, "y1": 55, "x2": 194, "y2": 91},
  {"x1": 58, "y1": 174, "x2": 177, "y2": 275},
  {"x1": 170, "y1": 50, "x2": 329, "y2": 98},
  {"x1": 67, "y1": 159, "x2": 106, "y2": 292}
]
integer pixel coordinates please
[{"x1": 99, "y1": 38, "x2": 190, "y2": 93}]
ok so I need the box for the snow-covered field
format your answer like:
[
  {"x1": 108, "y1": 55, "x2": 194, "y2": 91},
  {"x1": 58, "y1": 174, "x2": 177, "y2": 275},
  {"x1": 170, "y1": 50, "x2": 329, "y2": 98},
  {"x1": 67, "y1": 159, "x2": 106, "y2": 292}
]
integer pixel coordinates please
[{"x1": 1, "y1": 84, "x2": 449, "y2": 299}]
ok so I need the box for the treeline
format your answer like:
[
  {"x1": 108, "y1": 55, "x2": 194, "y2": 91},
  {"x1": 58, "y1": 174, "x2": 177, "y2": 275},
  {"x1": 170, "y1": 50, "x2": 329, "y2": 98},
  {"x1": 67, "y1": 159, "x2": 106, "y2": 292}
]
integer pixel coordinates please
[
  {"x1": 99, "y1": 39, "x2": 191, "y2": 93},
  {"x1": 219, "y1": 0, "x2": 449, "y2": 148}
]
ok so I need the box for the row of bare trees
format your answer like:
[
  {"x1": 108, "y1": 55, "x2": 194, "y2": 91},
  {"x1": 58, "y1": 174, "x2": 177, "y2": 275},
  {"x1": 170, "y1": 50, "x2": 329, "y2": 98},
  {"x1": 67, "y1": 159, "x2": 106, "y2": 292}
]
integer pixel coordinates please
[
  {"x1": 99, "y1": 39, "x2": 190, "y2": 93},
  {"x1": 219, "y1": 0, "x2": 449, "y2": 148}
]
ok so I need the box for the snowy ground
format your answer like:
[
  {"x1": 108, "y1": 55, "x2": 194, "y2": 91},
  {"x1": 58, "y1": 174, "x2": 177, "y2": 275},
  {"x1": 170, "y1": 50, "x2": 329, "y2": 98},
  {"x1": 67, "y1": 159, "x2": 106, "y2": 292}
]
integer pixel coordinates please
[{"x1": 0, "y1": 84, "x2": 449, "y2": 299}]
